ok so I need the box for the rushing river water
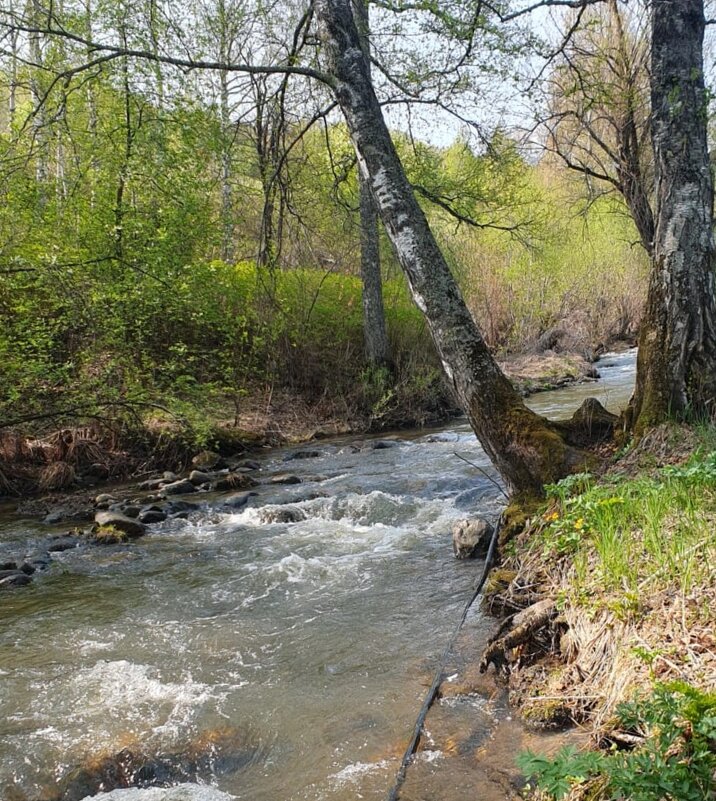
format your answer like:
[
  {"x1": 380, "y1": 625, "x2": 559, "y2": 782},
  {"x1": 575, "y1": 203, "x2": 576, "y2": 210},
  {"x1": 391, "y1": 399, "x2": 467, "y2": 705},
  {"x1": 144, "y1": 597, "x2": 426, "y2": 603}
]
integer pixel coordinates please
[{"x1": 0, "y1": 351, "x2": 637, "y2": 801}]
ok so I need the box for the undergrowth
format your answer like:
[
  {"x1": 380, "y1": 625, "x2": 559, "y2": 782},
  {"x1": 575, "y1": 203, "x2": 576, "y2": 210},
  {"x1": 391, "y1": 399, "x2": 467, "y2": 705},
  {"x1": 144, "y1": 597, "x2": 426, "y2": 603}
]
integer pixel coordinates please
[
  {"x1": 519, "y1": 682, "x2": 716, "y2": 801},
  {"x1": 513, "y1": 439, "x2": 716, "y2": 800},
  {"x1": 537, "y1": 451, "x2": 716, "y2": 617}
]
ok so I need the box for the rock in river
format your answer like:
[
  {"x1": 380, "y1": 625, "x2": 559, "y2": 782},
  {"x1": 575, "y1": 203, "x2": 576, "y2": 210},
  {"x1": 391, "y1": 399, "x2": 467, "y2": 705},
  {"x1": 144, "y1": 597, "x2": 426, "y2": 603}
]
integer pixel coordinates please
[
  {"x1": 94, "y1": 511, "x2": 146, "y2": 539},
  {"x1": 257, "y1": 506, "x2": 306, "y2": 524},
  {"x1": 0, "y1": 571, "x2": 33, "y2": 589},
  {"x1": 268, "y1": 473, "x2": 301, "y2": 485},
  {"x1": 222, "y1": 491, "x2": 258, "y2": 509},
  {"x1": 161, "y1": 479, "x2": 198, "y2": 496},
  {"x1": 452, "y1": 517, "x2": 493, "y2": 559}
]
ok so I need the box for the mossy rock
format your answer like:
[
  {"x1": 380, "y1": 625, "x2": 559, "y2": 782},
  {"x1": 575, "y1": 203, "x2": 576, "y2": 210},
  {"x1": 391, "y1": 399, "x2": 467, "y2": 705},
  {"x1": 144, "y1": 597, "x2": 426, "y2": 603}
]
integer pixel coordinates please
[
  {"x1": 499, "y1": 497, "x2": 541, "y2": 548},
  {"x1": 210, "y1": 426, "x2": 266, "y2": 455},
  {"x1": 483, "y1": 567, "x2": 517, "y2": 598},
  {"x1": 518, "y1": 696, "x2": 573, "y2": 730},
  {"x1": 93, "y1": 525, "x2": 129, "y2": 544}
]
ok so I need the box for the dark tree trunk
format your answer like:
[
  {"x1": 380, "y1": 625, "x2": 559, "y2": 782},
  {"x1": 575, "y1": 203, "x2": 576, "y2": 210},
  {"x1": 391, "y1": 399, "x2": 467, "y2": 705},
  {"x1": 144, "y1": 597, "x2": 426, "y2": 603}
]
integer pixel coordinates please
[
  {"x1": 354, "y1": 0, "x2": 391, "y2": 370},
  {"x1": 629, "y1": 0, "x2": 716, "y2": 431},
  {"x1": 317, "y1": 0, "x2": 588, "y2": 495}
]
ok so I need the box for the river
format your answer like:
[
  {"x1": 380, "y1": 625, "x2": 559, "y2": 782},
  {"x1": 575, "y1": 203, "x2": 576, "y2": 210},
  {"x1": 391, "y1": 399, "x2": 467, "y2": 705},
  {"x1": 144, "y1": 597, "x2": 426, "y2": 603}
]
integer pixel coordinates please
[{"x1": 0, "y1": 350, "x2": 636, "y2": 801}]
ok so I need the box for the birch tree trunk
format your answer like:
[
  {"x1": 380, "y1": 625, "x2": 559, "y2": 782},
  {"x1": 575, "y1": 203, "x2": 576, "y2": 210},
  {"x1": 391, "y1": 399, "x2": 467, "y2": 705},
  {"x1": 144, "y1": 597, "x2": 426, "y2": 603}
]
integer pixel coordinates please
[
  {"x1": 629, "y1": 0, "x2": 716, "y2": 431},
  {"x1": 317, "y1": 0, "x2": 587, "y2": 495},
  {"x1": 354, "y1": 0, "x2": 391, "y2": 369}
]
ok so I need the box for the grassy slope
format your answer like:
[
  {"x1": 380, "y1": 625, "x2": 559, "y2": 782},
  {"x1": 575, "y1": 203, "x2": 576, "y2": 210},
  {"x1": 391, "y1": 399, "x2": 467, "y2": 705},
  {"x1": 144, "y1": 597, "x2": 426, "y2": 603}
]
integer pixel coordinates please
[{"x1": 487, "y1": 424, "x2": 716, "y2": 800}]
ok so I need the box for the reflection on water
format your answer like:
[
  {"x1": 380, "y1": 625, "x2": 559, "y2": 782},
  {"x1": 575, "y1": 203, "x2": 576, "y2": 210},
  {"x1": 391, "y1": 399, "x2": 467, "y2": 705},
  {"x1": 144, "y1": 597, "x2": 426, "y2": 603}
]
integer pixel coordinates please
[{"x1": 0, "y1": 351, "x2": 636, "y2": 801}]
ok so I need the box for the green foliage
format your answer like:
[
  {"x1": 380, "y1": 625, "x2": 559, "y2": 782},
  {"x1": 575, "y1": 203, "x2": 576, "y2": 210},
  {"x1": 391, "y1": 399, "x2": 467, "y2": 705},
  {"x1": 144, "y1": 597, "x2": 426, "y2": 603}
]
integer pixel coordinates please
[
  {"x1": 534, "y1": 448, "x2": 716, "y2": 610},
  {"x1": 519, "y1": 683, "x2": 716, "y2": 801}
]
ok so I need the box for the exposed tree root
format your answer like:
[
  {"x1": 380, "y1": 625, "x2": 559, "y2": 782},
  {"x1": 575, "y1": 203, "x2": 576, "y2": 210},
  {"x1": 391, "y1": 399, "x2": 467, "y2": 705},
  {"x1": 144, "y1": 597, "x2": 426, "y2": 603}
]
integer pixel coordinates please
[{"x1": 479, "y1": 598, "x2": 558, "y2": 676}]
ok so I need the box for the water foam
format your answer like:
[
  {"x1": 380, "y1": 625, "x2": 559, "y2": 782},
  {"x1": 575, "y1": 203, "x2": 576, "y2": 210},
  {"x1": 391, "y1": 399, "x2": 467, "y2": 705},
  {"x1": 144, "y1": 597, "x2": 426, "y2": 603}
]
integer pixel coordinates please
[{"x1": 81, "y1": 784, "x2": 236, "y2": 801}]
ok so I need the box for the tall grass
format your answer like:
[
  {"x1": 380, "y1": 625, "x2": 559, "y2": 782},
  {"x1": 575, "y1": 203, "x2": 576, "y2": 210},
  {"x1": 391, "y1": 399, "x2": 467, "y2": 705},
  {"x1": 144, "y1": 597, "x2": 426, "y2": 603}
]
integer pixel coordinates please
[{"x1": 539, "y1": 451, "x2": 716, "y2": 615}]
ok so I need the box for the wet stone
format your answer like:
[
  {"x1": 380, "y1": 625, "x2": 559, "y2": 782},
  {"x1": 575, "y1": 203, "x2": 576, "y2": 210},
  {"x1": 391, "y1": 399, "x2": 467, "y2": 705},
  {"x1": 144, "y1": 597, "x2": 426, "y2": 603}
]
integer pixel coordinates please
[
  {"x1": 234, "y1": 458, "x2": 260, "y2": 471},
  {"x1": 189, "y1": 470, "x2": 213, "y2": 485},
  {"x1": 258, "y1": 506, "x2": 306, "y2": 524},
  {"x1": 452, "y1": 518, "x2": 493, "y2": 560},
  {"x1": 161, "y1": 479, "x2": 197, "y2": 496},
  {"x1": 94, "y1": 512, "x2": 146, "y2": 539},
  {"x1": 0, "y1": 572, "x2": 32, "y2": 589},
  {"x1": 47, "y1": 537, "x2": 81, "y2": 553},
  {"x1": 138, "y1": 509, "x2": 167, "y2": 525},
  {"x1": 0, "y1": 560, "x2": 17, "y2": 571},
  {"x1": 0, "y1": 569, "x2": 24, "y2": 580},
  {"x1": 120, "y1": 505, "x2": 141, "y2": 518},
  {"x1": 165, "y1": 500, "x2": 200, "y2": 514},
  {"x1": 222, "y1": 491, "x2": 258, "y2": 509},
  {"x1": 268, "y1": 473, "x2": 301, "y2": 485}
]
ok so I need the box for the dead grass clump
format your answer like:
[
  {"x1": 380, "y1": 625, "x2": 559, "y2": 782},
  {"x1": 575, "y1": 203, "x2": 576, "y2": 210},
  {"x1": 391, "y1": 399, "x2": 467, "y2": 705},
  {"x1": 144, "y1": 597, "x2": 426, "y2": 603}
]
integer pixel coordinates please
[
  {"x1": 609, "y1": 422, "x2": 699, "y2": 477},
  {"x1": 38, "y1": 461, "x2": 76, "y2": 491}
]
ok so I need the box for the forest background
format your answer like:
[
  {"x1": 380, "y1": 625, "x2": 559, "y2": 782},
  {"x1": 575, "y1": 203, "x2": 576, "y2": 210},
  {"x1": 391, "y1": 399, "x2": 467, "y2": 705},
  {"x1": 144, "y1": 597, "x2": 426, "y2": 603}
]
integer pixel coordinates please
[{"x1": 0, "y1": 0, "x2": 652, "y2": 490}]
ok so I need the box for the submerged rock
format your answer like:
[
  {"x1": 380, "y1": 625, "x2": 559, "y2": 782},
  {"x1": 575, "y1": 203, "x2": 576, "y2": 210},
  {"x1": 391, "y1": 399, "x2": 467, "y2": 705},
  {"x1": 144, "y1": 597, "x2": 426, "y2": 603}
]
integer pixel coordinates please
[
  {"x1": 52, "y1": 727, "x2": 257, "y2": 801},
  {"x1": 452, "y1": 518, "x2": 493, "y2": 559},
  {"x1": 222, "y1": 491, "x2": 258, "y2": 509},
  {"x1": 47, "y1": 536, "x2": 82, "y2": 553},
  {"x1": 284, "y1": 450, "x2": 322, "y2": 461},
  {"x1": 257, "y1": 506, "x2": 306, "y2": 524}
]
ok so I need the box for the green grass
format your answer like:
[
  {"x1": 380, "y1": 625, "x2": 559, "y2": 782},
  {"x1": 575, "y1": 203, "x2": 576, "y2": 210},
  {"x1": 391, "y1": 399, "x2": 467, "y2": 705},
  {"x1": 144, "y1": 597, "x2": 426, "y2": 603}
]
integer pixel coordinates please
[{"x1": 538, "y1": 450, "x2": 716, "y2": 617}]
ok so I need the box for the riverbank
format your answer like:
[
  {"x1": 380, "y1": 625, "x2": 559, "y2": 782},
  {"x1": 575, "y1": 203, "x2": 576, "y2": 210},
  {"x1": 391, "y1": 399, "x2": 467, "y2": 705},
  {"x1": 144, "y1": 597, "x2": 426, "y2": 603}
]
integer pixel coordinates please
[
  {"x1": 0, "y1": 349, "x2": 605, "y2": 502},
  {"x1": 477, "y1": 423, "x2": 716, "y2": 800}
]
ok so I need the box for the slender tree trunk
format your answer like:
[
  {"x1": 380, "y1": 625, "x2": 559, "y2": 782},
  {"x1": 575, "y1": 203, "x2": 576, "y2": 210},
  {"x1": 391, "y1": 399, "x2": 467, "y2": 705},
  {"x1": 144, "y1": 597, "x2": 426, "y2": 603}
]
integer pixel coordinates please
[
  {"x1": 629, "y1": 0, "x2": 716, "y2": 431},
  {"x1": 29, "y1": 0, "x2": 48, "y2": 204},
  {"x1": 115, "y1": 27, "x2": 133, "y2": 261},
  {"x1": 609, "y1": 0, "x2": 654, "y2": 257},
  {"x1": 8, "y1": 0, "x2": 18, "y2": 130},
  {"x1": 219, "y1": 68, "x2": 235, "y2": 263},
  {"x1": 354, "y1": 0, "x2": 391, "y2": 369},
  {"x1": 317, "y1": 0, "x2": 587, "y2": 495}
]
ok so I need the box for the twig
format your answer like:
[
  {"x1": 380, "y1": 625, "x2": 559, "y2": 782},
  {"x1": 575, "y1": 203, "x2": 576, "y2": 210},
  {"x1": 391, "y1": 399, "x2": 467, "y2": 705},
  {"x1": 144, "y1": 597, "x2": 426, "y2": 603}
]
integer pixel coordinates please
[{"x1": 453, "y1": 451, "x2": 509, "y2": 499}]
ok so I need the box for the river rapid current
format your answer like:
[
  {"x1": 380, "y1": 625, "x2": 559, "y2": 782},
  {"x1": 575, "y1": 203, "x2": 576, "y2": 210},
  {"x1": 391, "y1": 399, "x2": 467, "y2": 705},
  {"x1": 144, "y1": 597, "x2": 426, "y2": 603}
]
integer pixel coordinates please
[{"x1": 0, "y1": 351, "x2": 637, "y2": 801}]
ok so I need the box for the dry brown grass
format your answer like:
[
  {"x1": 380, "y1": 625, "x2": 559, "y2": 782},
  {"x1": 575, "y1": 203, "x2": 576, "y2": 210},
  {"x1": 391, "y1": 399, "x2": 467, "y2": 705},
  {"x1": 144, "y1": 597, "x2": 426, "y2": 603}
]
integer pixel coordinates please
[{"x1": 38, "y1": 461, "x2": 76, "y2": 491}]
